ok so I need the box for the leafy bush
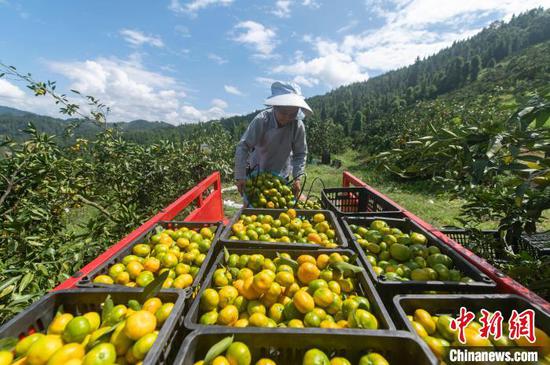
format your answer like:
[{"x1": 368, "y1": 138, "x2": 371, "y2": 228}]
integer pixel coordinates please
[{"x1": 0, "y1": 64, "x2": 234, "y2": 323}]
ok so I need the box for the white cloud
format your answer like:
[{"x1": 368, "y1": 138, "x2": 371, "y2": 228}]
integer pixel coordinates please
[
  {"x1": 292, "y1": 75, "x2": 319, "y2": 87},
  {"x1": 224, "y1": 85, "x2": 243, "y2": 95},
  {"x1": 337, "y1": 20, "x2": 359, "y2": 34},
  {"x1": 302, "y1": 0, "x2": 320, "y2": 7},
  {"x1": 180, "y1": 104, "x2": 228, "y2": 122},
  {"x1": 211, "y1": 98, "x2": 228, "y2": 108},
  {"x1": 274, "y1": 38, "x2": 369, "y2": 88},
  {"x1": 21, "y1": 56, "x2": 231, "y2": 124},
  {"x1": 169, "y1": 0, "x2": 233, "y2": 15},
  {"x1": 388, "y1": 0, "x2": 550, "y2": 27},
  {"x1": 232, "y1": 21, "x2": 277, "y2": 58},
  {"x1": 273, "y1": 0, "x2": 550, "y2": 88},
  {"x1": 272, "y1": 0, "x2": 292, "y2": 18},
  {"x1": 208, "y1": 53, "x2": 228, "y2": 64},
  {"x1": 119, "y1": 29, "x2": 164, "y2": 48},
  {"x1": 255, "y1": 77, "x2": 278, "y2": 86},
  {"x1": 0, "y1": 79, "x2": 25, "y2": 99},
  {"x1": 174, "y1": 25, "x2": 191, "y2": 37}
]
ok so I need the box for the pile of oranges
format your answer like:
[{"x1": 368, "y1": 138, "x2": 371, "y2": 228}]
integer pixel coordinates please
[
  {"x1": 193, "y1": 340, "x2": 391, "y2": 365},
  {"x1": 93, "y1": 225, "x2": 216, "y2": 289},
  {"x1": 407, "y1": 307, "x2": 550, "y2": 362},
  {"x1": 197, "y1": 251, "x2": 380, "y2": 330},
  {"x1": 0, "y1": 296, "x2": 174, "y2": 365},
  {"x1": 229, "y1": 209, "x2": 339, "y2": 248}
]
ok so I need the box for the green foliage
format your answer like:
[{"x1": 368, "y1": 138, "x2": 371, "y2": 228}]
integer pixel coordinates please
[
  {"x1": 0, "y1": 64, "x2": 234, "y2": 324},
  {"x1": 305, "y1": 117, "x2": 347, "y2": 161},
  {"x1": 374, "y1": 95, "x2": 549, "y2": 235}
]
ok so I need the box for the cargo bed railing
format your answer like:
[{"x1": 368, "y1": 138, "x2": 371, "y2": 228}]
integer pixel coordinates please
[{"x1": 342, "y1": 171, "x2": 550, "y2": 313}]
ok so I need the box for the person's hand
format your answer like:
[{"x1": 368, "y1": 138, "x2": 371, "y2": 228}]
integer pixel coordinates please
[
  {"x1": 292, "y1": 179, "x2": 301, "y2": 198},
  {"x1": 236, "y1": 179, "x2": 246, "y2": 196}
]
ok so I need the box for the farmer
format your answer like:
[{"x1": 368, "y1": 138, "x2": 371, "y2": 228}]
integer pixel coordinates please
[{"x1": 234, "y1": 81, "x2": 313, "y2": 199}]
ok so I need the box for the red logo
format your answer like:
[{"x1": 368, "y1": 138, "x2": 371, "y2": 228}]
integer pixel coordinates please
[
  {"x1": 478, "y1": 309, "x2": 503, "y2": 340},
  {"x1": 508, "y1": 309, "x2": 536, "y2": 343},
  {"x1": 450, "y1": 306, "x2": 475, "y2": 344}
]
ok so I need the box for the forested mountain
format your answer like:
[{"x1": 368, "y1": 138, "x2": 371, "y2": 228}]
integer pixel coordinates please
[{"x1": 1, "y1": 8, "x2": 549, "y2": 152}]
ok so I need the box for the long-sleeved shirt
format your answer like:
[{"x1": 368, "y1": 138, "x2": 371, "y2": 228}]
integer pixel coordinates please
[{"x1": 234, "y1": 108, "x2": 308, "y2": 180}]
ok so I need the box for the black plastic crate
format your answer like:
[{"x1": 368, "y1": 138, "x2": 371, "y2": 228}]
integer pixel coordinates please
[
  {"x1": 520, "y1": 231, "x2": 550, "y2": 259},
  {"x1": 219, "y1": 208, "x2": 348, "y2": 249},
  {"x1": 174, "y1": 328, "x2": 438, "y2": 365},
  {"x1": 393, "y1": 294, "x2": 550, "y2": 332},
  {"x1": 0, "y1": 288, "x2": 188, "y2": 365},
  {"x1": 77, "y1": 221, "x2": 224, "y2": 289},
  {"x1": 184, "y1": 246, "x2": 395, "y2": 331},
  {"x1": 342, "y1": 217, "x2": 496, "y2": 301},
  {"x1": 440, "y1": 227, "x2": 502, "y2": 263},
  {"x1": 321, "y1": 187, "x2": 403, "y2": 218}
]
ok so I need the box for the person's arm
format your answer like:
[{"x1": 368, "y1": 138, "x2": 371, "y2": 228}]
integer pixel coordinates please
[
  {"x1": 234, "y1": 114, "x2": 265, "y2": 193},
  {"x1": 291, "y1": 120, "x2": 307, "y2": 196}
]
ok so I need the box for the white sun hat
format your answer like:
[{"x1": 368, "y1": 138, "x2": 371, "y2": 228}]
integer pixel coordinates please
[{"x1": 264, "y1": 81, "x2": 313, "y2": 116}]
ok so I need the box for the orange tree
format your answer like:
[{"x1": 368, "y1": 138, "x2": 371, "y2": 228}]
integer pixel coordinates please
[
  {"x1": 0, "y1": 66, "x2": 233, "y2": 323},
  {"x1": 373, "y1": 94, "x2": 550, "y2": 298}
]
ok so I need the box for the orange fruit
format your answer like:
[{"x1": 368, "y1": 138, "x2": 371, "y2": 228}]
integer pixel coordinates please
[
  {"x1": 252, "y1": 271, "x2": 273, "y2": 294},
  {"x1": 297, "y1": 263, "x2": 320, "y2": 284},
  {"x1": 288, "y1": 319, "x2": 304, "y2": 328},
  {"x1": 313, "y1": 213, "x2": 325, "y2": 223},
  {"x1": 47, "y1": 313, "x2": 74, "y2": 335},
  {"x1": 0, "y1": 352, "x2": 13, "y2": 365},
  {"x1": 307, "y1": 233, "x2": 322, "y2": 244},
  {"x1": 256, "y1": 359, "x2": 276, "y2": 365},
  {"x1": 93, "y1": 275, "x2": 114, "y2": 285},
  {"x1": 292, "y1": 291, "x2": 315, "y2": 314},
  {"x1": 212, "y1": 356, "x2": 230, "y2": 365},
  {"x1": 115, "y1": 272, "x2": 130, "y2": 285},
  {"x1": 159, "y1": 235, "x2": 173, "y2": 246},
  {"x1": 313, "y1": 288, "x2": 335, "y2": 308},
  {"x1": 200, "y1": 289, "x2": 220, "y2": 311},
  {"x1": 287, "y1": 209, "x2": 297, "y2": 219},
  {"x1": 16, "y1": 333, "x2": 45, "y2": 357},
  {"x1": 514, "y1": 327, "x2": 550, "y2": 355},
  {"x1": 161, "y1": 253, "x2": 178, "y2": 268},
  {"x1": 226, "y1": 342, "x2": 251, "y2": 365},
  {"x1": 82, "y1": 343, "x2": 116, "y2": 365},
  {"x1": 142, "y1": 297, "x2": 163, "y2": 313},
  {"x1": 110, "y1": 323, "x2": 133, "y2": 356},
  {"x1": 126, "y1": 261, "x2": 144, "y2": 279},
  {"x1": 248, "y1": 313, "x2": 269, "y2": 327},
  {"x1": 27, "y1": 335, "x2": 63, "y2": 365},
  {"x1": 175, "y1": 263, "x2": 191, "y2": 276},
  {"x1": 173, "y1": 274, "x2": 193, "y2": 289},
  {"x1": 297, "y1": 255, "x2": 316, "y2": 265},
  {"x1": 124, "y1": 311, "x2": 157, "y2": 340},
  {"x1": 219, "y1": 286, "x2": 239, "y2": 308},
  {"x1": 62, "y1": 316, "x2": 91, "y2": 343},
  {"x1": 132, "y1": 332, "x2": 158, "y2": 360},
  {"x1": 316, "y1": 254, "x2": 330, "y2": 269},
  {"x1": 132, "y1": 244, "x2": 151, "y2": 257},
  {"x1": 143, "y1": 257, "x2": 161, "y2": 273},
  {"x1": 232, "y1": 223, "x2": 245, "y2": 234},
  {"x1": 155, "y1": 303, "x2": 175, "y2": 326},
  {"x1": 217, "y1": 305, "x2": 239, "y2": 326},
  {"x1": 275, "y1": 271, "x2": 294, "y2": 287},
  {"x1": 47, "y1": 343, "x2": 85, "y2": 365},
  {"x1": 136, "y1": 271, "x2": 155, "y2": 287},
  {"x1": 241, "y1": 277, "x2": 260, "y2": 300},
  {"x1": 108, "y1": 263, "x2": 126, "y2": 279}
]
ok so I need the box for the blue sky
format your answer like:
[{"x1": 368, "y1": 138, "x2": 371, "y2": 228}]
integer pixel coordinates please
[{"x1": 0, "y1": 0, "x2": 549, "y2": 124}]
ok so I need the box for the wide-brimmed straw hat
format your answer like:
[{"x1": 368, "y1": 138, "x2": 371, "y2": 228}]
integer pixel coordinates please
[{"x1": 264, "y1": 81, "x2": 313, "y2": 116}]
